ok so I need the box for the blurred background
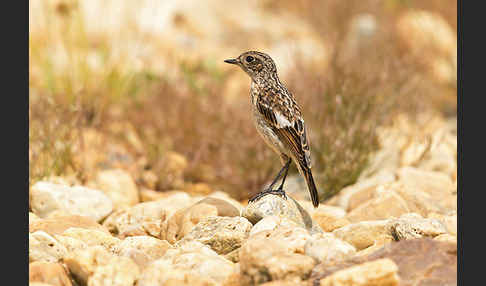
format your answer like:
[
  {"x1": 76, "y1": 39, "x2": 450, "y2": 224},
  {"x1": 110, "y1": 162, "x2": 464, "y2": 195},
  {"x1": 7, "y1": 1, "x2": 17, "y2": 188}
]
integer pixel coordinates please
[{"x1": 29, "y1": 0, "x2": 457, "y2": 202}]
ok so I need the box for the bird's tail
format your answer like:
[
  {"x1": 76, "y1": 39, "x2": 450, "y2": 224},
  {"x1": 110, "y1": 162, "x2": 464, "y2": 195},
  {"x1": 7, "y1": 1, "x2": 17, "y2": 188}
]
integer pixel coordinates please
[{"x1": 301, "y1": 165, "x2": 319, "y2": 208}]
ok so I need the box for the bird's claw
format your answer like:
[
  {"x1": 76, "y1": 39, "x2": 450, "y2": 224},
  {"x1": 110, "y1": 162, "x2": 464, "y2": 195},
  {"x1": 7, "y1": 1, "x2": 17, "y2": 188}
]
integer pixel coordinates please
[{"x1": 248, "y1": 188, "x2": 288, "y2": 203}]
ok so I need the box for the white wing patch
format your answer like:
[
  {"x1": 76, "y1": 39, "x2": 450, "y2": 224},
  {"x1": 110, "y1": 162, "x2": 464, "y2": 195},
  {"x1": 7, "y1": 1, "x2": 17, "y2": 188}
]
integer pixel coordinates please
[{"x1": 274, "y1": 111, "x2": 292, "y2": 128}]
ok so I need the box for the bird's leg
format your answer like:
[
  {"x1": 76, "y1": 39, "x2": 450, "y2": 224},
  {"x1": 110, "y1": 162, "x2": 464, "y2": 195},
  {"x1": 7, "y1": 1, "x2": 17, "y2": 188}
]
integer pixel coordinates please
[
  {"x1": 249, "y1": 159, "x2": 291, "y2": 203},
  {"x1": 276, "y1": 158, "x2": 291, "y2": 193}
]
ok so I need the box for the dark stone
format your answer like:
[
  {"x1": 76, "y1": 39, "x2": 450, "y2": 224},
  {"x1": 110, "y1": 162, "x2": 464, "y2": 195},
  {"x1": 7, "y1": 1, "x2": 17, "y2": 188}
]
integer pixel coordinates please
[{"x1": 310, "y1": 238, "x2": 457, "y2": 286}]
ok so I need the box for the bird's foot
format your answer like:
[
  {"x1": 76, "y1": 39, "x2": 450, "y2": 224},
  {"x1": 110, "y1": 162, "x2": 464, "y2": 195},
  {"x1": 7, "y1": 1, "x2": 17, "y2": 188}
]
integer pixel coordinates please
[{"x1": 248, "y1": 188, "x2": 287, "y2": 203}]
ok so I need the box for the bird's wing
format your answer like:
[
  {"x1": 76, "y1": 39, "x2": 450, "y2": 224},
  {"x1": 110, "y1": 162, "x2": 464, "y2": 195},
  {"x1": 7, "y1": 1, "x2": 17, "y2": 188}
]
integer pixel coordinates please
[{"x1": 256, "y1": 89, "x2": 312, "y2": 169}]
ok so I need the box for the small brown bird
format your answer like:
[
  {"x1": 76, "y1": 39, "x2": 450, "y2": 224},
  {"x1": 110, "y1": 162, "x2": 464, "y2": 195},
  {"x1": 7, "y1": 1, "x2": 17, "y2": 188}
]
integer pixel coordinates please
[{"x1": 224, "y1": 51, "x2": 320, "y2": 207}]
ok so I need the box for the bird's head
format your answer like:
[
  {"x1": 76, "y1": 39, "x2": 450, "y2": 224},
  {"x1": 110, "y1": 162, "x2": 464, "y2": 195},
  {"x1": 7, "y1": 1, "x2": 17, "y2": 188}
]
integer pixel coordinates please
[{"x1": 224, "y1": 51, "x2": 277, "y2": 80}]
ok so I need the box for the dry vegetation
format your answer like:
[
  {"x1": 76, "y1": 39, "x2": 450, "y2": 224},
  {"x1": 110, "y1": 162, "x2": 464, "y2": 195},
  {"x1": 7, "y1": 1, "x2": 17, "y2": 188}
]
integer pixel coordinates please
[{"x1": 29, "y1": 0, "x2": 457, "y2": 201}]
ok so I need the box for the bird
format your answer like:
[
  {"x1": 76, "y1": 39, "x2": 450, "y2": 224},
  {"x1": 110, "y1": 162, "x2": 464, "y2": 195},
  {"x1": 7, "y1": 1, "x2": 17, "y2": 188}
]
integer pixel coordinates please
[{"x1": 224, "y1": 51, "x2": 320, "y2": 207}]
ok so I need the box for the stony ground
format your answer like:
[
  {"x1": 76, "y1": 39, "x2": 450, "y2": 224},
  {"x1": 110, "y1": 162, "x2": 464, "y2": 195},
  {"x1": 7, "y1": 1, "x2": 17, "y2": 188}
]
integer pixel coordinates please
[{"x1": 29, "y1": 113, "x2": 457, "y2": 286}]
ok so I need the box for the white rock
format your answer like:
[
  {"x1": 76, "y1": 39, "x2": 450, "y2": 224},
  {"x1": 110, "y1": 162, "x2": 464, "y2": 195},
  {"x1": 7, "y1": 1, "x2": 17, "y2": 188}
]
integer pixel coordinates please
[
  {"x1": 30, "y1": 182, "x2": 113, "y2": 222},
  {"x1": 62, "y1": 228, "x2": 121, "y2": 253},
  {"x1": 64, "y1": 246, "x2": 139, "y2": 286},
  {"x1": 137, "y1": 241, "x2": 235, "y2": 286},
  {"x1": 91, "y1": 169, "x2": 139, "y2": 209},
  {"x1": 115, "y1": 236, "x2": 172, "y2": 268},
  {"x1": 304, "y1": 233, "x2": 356, "y2": 263},
  {"x1": 29, "y1": 231, "x2": 67, "y2": 263},
  {"x1": 249, "y1": 215, "x2": 300, "y2": 237}
]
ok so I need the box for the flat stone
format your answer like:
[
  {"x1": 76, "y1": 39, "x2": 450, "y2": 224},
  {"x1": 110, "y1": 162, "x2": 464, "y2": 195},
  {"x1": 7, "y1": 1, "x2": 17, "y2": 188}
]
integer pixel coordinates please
[
  {"x1": 311, "y1": 238, "x2": 457, "y2": 286},
  {"x1": 318, "y1": 258, "x2": 399, "y2": 286}
]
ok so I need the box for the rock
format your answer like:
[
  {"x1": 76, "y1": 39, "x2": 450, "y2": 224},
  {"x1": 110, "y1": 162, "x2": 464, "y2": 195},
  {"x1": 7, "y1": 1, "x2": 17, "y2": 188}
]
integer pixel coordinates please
[
  {"x1": 61, "y1": 228, "x2": 121, "y2": 253},
  {"x1": 333, "y1": 220, "x2": 392, "y2": 251},
  {"x1": 137, "y1": 241, "x2": 235, "y2": 286},
  {"x1": 443, "y1": 213, "x2": 457, "y2": 235},
  {"x1": 249, "y1": 215, "x2": 301, "y2": 237},
  {"x1": 64, "y1": 246, "x2": 139, "y2": 286},
  {"x1": 29, "y1": 261, "x2": 72, "y2": 286},
  {"x1": 45, "y1": 175, "x2": 82, "y2": 187},
  {"x1": 369, "y1": 238, "x2": 457, "y2": 286},
  {"x1": 87, "y1": 257, "x2": 140, "y2": 286},
  {"x1": 207, "y1": 191, "x2": 244, "y2": 213},
  {"x1": 157, "y1": 151, "x2": 188, "y2": 190},
  {"x1": 89, "y1": 169, "x2": 139, "y2": 209},
  {"x1": 311, "y1": 238, "x2": 456, "y2": 286},
  {"x1": 242, "y1": 195, "x2": 316, "y2": 232},
  {"x1": 304, "y1": 233, "x2": 356, "y2": 264},
  {"x1": 396, "y1": 167, "x2": 455, "y2": 209},
  {"x1": 387, "y1": 213, "x2": 446, "y2": 241},
  {"x1": 29, "y1": 231, "x2": 67, "y2": 262},
  {"x1": 115, "y1": 236, "x2": 172, "y2": 268},
  {"x1": 345, "y1": 188, "x2": 410, "y2": 223},
  {"x1": 102, "y1": 193, "x2": 194, "y2": 238},
  {"x1": 64, "y1": 246, "x2": 111, "y2": 283},
  {"x1": 30, "y1": 212, "x2": 41, "y2": 224},
  {"x1": 239, "y1": 227, "x2": 316, "y2": 285},
  {"x1": 44, "y1": 210, "x2": 74, "y2": 219},
  {"x1": 30, "y1": 215, "x2": 109, "y2": 235},
  {"x1": 164, "y1": 197, "x2": 240, "y2": 243},
  {"x1": 391, "y1": 182, "x2": 445, "y2": 217},
  {"x1": 53, "y1": 235, "x2": 88, "y2": 253},
  {"x1": 179, "y1": 216, "x2": 252, "y2": 255},
  {"x1": 429, "y1": 212, "x2": 457, "y2": 236},
  {"x1": 318, "y1": 258, "x2": 399, "y2": 286},
  {"x1": 312, "y1": 209, "x2": 350, "y2": 232},
  {"x1": 30, "y1": 182, "x2": 113, "y2": 222},
  {"x1": 223, "y1": 248, "x2": 240, "y2": 263},
  {"x1": 331, "y1": 171, "x2": 396, "y2": 211},
  {"x1": 434, "y1": 233, "x2": 457, "y2": 244},
  {"x1": 357, "y1": 148, "x2": 401, "y2": 183}
]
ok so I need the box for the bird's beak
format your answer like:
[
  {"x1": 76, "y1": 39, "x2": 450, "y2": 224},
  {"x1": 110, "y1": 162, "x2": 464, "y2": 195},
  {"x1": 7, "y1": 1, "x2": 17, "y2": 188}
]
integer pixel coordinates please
[{"x1": 224, "y1": 58, "x2": 239, "y2": 65}]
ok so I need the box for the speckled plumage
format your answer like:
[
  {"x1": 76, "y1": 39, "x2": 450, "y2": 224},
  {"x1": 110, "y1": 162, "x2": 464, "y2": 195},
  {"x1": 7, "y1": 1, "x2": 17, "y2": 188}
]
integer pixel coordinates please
[{"x1": 225, "y1": 51, "x2": 320, "y2": 207}]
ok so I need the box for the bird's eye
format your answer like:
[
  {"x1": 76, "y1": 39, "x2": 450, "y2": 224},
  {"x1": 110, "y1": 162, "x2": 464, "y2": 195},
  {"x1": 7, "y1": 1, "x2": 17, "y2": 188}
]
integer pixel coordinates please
[{"x1": 246, "y1": 56, "x2": 254, "y2": 63}]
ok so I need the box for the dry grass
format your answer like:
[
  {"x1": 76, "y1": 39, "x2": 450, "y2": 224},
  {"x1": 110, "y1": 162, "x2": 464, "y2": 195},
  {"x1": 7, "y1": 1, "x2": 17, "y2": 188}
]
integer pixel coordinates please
[{"x1": 29, "y1": 0, "x2": 457, "y2": 201}]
